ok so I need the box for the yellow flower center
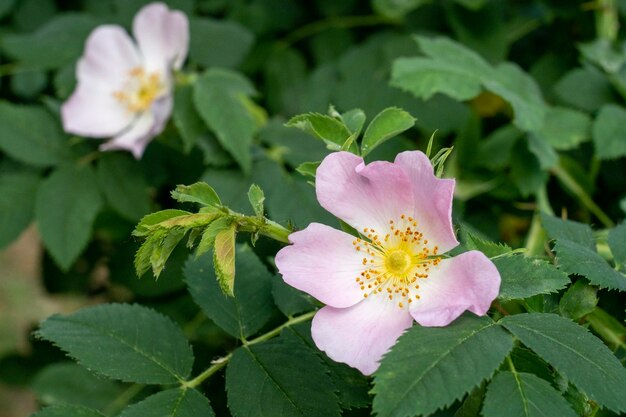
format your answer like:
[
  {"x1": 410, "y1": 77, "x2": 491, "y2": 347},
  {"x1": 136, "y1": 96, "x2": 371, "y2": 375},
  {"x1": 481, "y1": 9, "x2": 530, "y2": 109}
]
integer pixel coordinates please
[
  {"x1": 113, "y1": 67, "x2": 165, "y2": 113},
  {"x1": 352, "y1": 214, "x2": 442, "y2": 309},
  {"x1": 385, "y1": 250, "x2": 411, "y2": 275}
]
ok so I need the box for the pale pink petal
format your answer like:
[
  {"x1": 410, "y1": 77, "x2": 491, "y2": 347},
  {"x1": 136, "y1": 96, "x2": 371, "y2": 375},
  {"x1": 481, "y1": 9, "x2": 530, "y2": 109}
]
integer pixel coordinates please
[
  {"x1": 62, "y1": 86, "x2": 133, "y2": 137},
  {"x1": 394, "y1": 151, "x2": 459, "y2": 253},
  {"x1": 316, "y1": 152, "x2": 415, "y2": 234},
  {"x1": 100, "y1": 95, "x2": 172, "y2": 158},
  {"x1": 133, "y1": 2, "x2": 189, "y2": 73},
  {"x1": 409, "y1": 251, "x2": 500, "y2": 327},
  {"x1": 76, "y1": 25, "x2": 142, "y2": 92},
  {"x1": 312, "y1": 297, "x2": 413, "y2": 375},
  {"x1": 275, "y1": 223, "x2": 367, "y2": 309}
]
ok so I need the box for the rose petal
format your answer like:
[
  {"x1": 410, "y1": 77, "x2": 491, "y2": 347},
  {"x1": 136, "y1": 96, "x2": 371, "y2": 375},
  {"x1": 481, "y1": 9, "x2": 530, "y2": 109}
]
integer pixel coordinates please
[
  {"x1": 276, "y1": 223, "x2": 367, "y2": 309},
  {"x1": 100, "y1": 95, "x2": 171, "y2": 158},
  {"x1": 76, "y1": 25, "x2": 142, "y2": 91},
  {"x1": 133, "y1": 2, "x2": 189, "y2": 73},
  {"x1": 409, "y1": 251, "x2": 500, "y2": 327},
  {"x1": 316, "y1": 152, "x2": 415, "y2": 234},
  {"x1": 62, "y1": 87, "x2": 133, "y2": 137},
  {"x1": 394, "y1": 151, "x2": 459, "y2": 253},
  {"x1": 311, "y1": 297, "x2": 413, "y2": 375}
]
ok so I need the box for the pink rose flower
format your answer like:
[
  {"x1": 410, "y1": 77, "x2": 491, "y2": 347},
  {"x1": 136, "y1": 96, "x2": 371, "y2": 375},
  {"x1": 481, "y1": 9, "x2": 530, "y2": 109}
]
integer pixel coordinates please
[
  {"x1": 61, "y1": 2, "x2": 189, "y2": 158},
  {"x1": 275, "y1": 151, "x2": 501, "y2": 375}
]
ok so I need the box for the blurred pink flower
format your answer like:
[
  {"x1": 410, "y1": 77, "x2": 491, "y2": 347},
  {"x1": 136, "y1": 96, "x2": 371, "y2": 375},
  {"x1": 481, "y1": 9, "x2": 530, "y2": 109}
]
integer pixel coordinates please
[
  {"x1": 61, "y1": 2, "x2": 188, "y2": 158},
  {"x1": 275, "y1": 151, "x2": 501, "y2": 375}
]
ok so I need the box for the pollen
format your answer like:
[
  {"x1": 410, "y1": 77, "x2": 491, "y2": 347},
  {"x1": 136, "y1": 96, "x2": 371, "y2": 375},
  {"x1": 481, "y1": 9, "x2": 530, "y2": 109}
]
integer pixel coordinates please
[{"x1": 113, "y1": 67, "x2": 164, "y2": 113}]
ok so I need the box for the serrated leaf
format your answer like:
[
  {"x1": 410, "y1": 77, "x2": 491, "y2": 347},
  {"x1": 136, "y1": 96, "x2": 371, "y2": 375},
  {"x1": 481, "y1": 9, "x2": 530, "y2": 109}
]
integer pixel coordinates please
[
  {"x1": 226, "y1": 335, "x2": 341, "y2": 417},
  {"x1": 193, "y1": 69, "x2": 258, "y2": 173},
  {"x1": 247, "y1": 184, "x2": 265, "y2": 217},
  {"x1": 0, "y1": 172, "x2": 40, "y2": 249},
  {"x1": 341, "y1": 108, "x2": 366, "y2": 136},
  {"x1": 285, "y1": 113, "x2": 352, "y2": 150},
  {"x1": 118, "y1": 388, "x2": 215, "y2": 417},
  {"x1": 271, "y1": 279, "x2": 316, "y2": 317},
  {"x1": 96, "y1": 153, "x2": 150, "y2": 222},
  {"x1": 554, "y1": 67, "x2": 615, "y2": 113},
  {"x1": 195, "y1": 217, "x2": 232, "y2": 257},
  {"x1": 33, "y1": 363, "x2": 124, "y2": 410},
  {"x1": 608, "y1": 222, "x2": 626, "y2": 269},
  {"x1": 295, "y1": 161, "x2": 321, "y2": 179},
  {"x1": 553, "y1": 240, "x2": 626, "y2": 291},
  {"x1": 592, "y1": 104, "x2": 626, "y2": 160},
  {"x1": 500, "y1": 313, "x2": 626, "y2": 413},
  {"x1": 585, "y1": 307, "x2": 626, "y2": 351},
  {"x1": 171, "y1": 182, "x2": 221, "y2": 208},
  {"x1": 494, "y1": 254, "x2": 570, "y2": 301},
  {"x1": 36, "y1": 304, "x2": 194, "y2": 384},
  {"x1": 213, "y1": 222, "x2": 236, "y2": 296},
  {"x1": 35, "y1": 164, "x2": 103, "y2": 271},
  {"x1": 185, "y1": 245, "x2": 276, "y2": 338},
  {"x1": 361, "y1": 107, "x2": 415, "y2": 156},
  {"x1": 460, "y1": 229, "x2": 512, "y2": 258},
  {"x1": 173, "y1": 85, "x2": 207, "y2": 152},
  {"x1": 0, "y1": 101, "x2": 71, "y2": 166},
  {"x1": 483, "y1": 371, "x2": 577, "y2": 417},
  {"x1": 558, "y1": 280, "x2": 597, "y2": 320},
  {"x1": 372, "y1": 315, "x2": 514, "y2": 417},
  {"x1": 30, "y1": 405, "x2": 105, "y2": 417},
  {"x1": 133, "y1": 210, "x2": 191, "y2": 237},
  {"x1": 150, "y1": 228, "x2": 187, "y2": 278},
  {"x1": 540, "y1": 213, "x2": 595, "y2": 250}
]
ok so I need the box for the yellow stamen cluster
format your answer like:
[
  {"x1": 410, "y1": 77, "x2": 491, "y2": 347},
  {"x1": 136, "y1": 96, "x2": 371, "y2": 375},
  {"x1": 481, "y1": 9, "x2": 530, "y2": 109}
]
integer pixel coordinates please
[
  {"x1": 113, "y1": 67, "x2": 164, "y2": 112},
  {"x1": 352, "y1": 214, "x2": 441, "y2": 309}
]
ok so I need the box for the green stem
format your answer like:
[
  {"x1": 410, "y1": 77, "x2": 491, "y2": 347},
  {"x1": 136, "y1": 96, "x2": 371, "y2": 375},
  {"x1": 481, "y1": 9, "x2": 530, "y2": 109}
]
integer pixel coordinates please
[
  {"x1": 551, "y1": 163, "x2": 614, "y2": 228},
  {"x1": 525, "y1": 186, "x2": 553, "y2": 256},
  {"x1": 184, "y1": 310, "x2": 316, "y2": 388},
  {"x1": 103, "y1": 383, "x2": 144, "y2": 416},
  {"x1": 594, "y1": 0, "x2": 619, "y2": 41},
  {"x1": 277, "y1": 15, "x2": 397, "y2": 49},
  {"x1": 231, "y1": 210, "x2": 292, "y2": 244}
]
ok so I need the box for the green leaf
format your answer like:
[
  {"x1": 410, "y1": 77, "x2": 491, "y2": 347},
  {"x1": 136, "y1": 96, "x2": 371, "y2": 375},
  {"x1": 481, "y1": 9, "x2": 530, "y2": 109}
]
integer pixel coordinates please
[
  {"x1": 361, "y1": 107, "x2": 415, "y2": 156},
  {"x1": 173, "y1": 85, "x2": 207, "y2": 152},
  {"x1": 540, "y1": 213, "x2": 595, "y2": 250},
  {"x1": 2, "y1": 13, "x2": 99, "y2": 69},
  {"x1": 558, "y1": 280, "x2": 597, "y2": 320},
  {"x1": 133, "y1": 210, "x2": 191, "y2": 237},
  {"x1": 226, "y1": 335, "x2": 341, "y2": 417},
  {"x1": 285, "y1": 113, "x2": 352, "y2": 150},
  {"x1": 482, "y1": 371, "x2": 577, "y2": 417},
  {"x1": 149, "y1": 228, "x2": 187, "y2": 278},
  {"x1": 536, "y1": 107, "x2": 591, "y2": 151},
  {"x1": 527, "y1": 134, "x2": 558, "y2": 170},
  {"x1": 341, "y1": 108, "x2": 366, "y2": 137},
  {"x1": 33, "y1": 363, "x2": 124, "y2": 410},
  {"x1": 185, "y1": 245, "x2": 276, "y2": 338},
  {"x1": 247, "y1": 184, "x2": 265, "y2": 217},
  {"x1": 0, "y1": 0, "x2": 15, "y2": 18},
  {"x1": 608, "y1": 222, "x2": 626, "y2": 269},
  {"x1": 482, "y1": 63, "x2": 547, "y2": 131},
  {"x1": 189, "y1": 17, "x2": 254, "y2": 69},
  {"x1": 213, "y1": 222, "x2": 237, "y2": 296},
  {"x1": 31, "y1": 405, "x2": 105, "y2": 417},
  {"x1": 0, "y1": 172, "x2": 40, "y2": 248},
  {"x1": 494, "y1": 254, "x2": 570, "y2": 301},
  {"x1": 35, "y1": 165, "x2": 103, "y2": 271},
  {"x1": 36, "y1": 304, "x2": 194, "y2": 384},
  {"x1": 585, "y1": 307, "x2": 626, "y2": 351},
  {"x1": 500, "y1": 313, "x2": 626, "y2": 413},
  {"x1": 553, "y1": 240, "x2": 626, "y2": 291},
  {"x1": 118, "y1": 388, "x2": 215, "y2": 417},
  {"x1": 171, "y1": 182, "x2": 222, "y2": 208},
  {"x1": 372, "y1": 315, "x2": 514, "y2": 417},
  {"x1": 295, "y1": 161, "x2": 321, "y2": 179},
  {"x1": 96, "y1": 153, "x2": 150, "y2": 222},
  {"x1": 454, "y1": 384, "x2": 485, "y2": 417},
  {"x1": 0, "y1": 101, "x2": 70, "y2": 166},
  {"x1": 193, "y1": 69, "x2": 258, "y2": 173},
  {"x1": 554, "y1": 67, "x2": 615, "y2": 113},
  {"x1": 271, "y1": 279, "x2": 316, "y2": 317},
  {"x1": 195, "y1": 217, "x2": 232, "y2": 257},
  {"x1": 592, "y1": 104, "x2": 626, "y2": 160},
  {"x1": 579, "y1": 38, "x2": 626, "y2": 73},
  {"x1": 459, "y1": 229, "x2": 512, "y2": 258}
]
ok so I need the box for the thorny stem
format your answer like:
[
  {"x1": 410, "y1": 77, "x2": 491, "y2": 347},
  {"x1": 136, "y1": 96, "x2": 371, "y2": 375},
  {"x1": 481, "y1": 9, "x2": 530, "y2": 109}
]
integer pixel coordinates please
[
  {"x1": 229, "y1": 209, "x2": 292, "y2": 244},
  {"x1": 184, "y1": 310, "x2": 316, "y2": 389},
  {"x1": 277, "y1": 15, "x2": 398, "y2": 49},
  {"x1": 551, "y1": 163, "x2": 615, "y2": 228}
]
